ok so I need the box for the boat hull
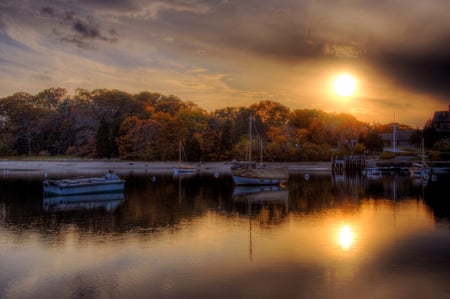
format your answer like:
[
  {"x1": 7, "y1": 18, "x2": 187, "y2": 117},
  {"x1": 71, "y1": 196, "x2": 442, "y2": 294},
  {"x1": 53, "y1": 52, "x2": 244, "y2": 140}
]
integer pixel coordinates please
[
  {"x1": 43, "y1": 174, "x2": 125, "y2": 196},
  {"x1": 173, "y1": 167, "x2": 196, "y2": 175},
  {"x1": 231, "y1": 166, "x2": 288, "y2": 186}
]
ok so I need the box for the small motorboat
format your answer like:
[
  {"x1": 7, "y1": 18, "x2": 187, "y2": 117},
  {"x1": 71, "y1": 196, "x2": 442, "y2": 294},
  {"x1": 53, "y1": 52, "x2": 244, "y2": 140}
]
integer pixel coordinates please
[{"x1": 43, "y1": 170, "x2": 125, "y2": 196}]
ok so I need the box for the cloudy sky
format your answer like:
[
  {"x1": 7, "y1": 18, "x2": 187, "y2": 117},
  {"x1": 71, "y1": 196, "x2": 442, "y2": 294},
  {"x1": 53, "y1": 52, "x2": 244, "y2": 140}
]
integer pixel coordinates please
[{"x1": 1, "y1": 0, "x2": 449, "y2": 126}]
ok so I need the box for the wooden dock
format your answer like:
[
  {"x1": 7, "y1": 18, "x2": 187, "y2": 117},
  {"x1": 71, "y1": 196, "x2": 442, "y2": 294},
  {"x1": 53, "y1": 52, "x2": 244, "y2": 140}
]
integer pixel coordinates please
[{"x1": 331, "y1": 155, "x2": 366, "y2": 173}]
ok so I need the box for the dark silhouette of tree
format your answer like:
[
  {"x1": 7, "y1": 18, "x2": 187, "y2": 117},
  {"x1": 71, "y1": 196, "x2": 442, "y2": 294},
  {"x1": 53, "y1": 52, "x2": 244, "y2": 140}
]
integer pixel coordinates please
[
  {"x1": 358, "y1": 129, "x2": 384, "y2": 153},
  {"x1": 96, "y1": 117, "x2": 112, "y2": 158},
  {"x1": 423, "y1": 120, "x2": 440, "y2": 148}
]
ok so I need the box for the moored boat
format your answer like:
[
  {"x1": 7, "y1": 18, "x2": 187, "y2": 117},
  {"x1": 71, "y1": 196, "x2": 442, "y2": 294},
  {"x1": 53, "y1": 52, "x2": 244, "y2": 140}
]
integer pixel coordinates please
[
  {"x1": 231, "y1": 163, "x2": 288, "y2": 185},
  {"x1": 173, "y1": 140, "x2": 197, "y2": 175},
  {"x1": 43, "y1": 170, "x2": 125, "y2": 196},
  {"x1": 409, "y1": 163, "x2": 430, "y2": 179},
  {"x1": 231, "y1": 114, "x2": 288, "y2": 185},
  {"x1": 409, "y1": 138, "x2": 430, "y2": 179},
  {"x1": 173, "y1": 165, "x2": 196, "y2": 175}
]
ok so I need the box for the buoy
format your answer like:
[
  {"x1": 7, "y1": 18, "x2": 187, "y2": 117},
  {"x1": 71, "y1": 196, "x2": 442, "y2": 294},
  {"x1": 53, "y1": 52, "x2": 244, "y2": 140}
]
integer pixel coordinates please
[
  {"x1": 151, "y1": 176, "x2": 156, "y2": 182},
  {"x1": 214, "y1": 172, "x2": 219, "y2": 178}
]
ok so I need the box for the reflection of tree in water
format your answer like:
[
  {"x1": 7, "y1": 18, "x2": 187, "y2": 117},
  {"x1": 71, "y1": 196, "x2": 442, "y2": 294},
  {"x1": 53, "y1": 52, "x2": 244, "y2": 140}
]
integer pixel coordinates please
[
  {"x1": 1, "y1": 172, "x2": 447, "y2": 242},
  {"x1": 287, "y1": 173, "x2": 427, "y2": 215},
  {"x1": 423, "y1": 174, "x2": 450, "y2": 219},
  {"x1": 288, "y1": 173, "x2": 361, "y2": 214},
  {"x1": 111, "y1": 173, "x2": 235, "y2": 232},
  {"x1": 0, "y1": 173, "x2": 237, "y2": 240}
]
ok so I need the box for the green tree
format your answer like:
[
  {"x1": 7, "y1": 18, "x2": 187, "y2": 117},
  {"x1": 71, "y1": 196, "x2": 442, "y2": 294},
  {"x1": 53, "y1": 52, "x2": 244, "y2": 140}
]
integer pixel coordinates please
[{"x1": 358, "y1": 129, "x2": 384, "y2": 153}]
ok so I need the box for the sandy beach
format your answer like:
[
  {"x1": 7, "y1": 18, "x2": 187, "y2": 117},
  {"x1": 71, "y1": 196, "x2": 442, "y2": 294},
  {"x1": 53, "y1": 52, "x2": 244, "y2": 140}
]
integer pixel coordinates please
[{"x1": 0, "y1": 159, "x2": 331, "y2": 178}]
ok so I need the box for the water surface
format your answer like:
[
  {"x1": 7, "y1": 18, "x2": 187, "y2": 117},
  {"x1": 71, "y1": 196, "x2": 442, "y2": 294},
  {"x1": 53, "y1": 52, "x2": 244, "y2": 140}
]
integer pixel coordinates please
[{"x1": 1, "y1": 171, "x2": 449, "y2": 299}]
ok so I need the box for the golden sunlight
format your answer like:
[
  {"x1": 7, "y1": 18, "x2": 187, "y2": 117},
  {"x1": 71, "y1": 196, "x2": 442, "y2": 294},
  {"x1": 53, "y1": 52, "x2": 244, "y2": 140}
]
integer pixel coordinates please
[
  {"x1": 338, "y1": 225, "x2": 354, "y2": 250},
  {"x1": 333, "y1": 74, "x2": 356, "y2": 97}
]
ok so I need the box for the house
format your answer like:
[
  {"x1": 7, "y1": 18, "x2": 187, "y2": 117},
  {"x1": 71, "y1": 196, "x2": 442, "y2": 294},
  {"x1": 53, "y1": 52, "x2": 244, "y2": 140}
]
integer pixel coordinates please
[
  {"x1": 432, "y1": 106, "x2": 450, "y2": 136},
  {"x1": 381, "y1": 129, "x2": 415, "y2": 147}
]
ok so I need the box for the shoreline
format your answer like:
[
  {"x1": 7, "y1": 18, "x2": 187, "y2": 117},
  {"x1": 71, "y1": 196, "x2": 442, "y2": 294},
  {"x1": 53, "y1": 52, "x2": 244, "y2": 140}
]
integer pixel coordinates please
[{"x1": 0, "y1": 159, "x2": 332, "y2": 177}]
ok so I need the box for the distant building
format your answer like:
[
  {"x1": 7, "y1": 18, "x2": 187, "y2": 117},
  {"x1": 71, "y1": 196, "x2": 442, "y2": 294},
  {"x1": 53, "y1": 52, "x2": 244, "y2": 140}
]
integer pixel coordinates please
[
  {"x1": 432, "y1": 105, "x2": 450, "y2": 136},
  {"x1": 381, "y1": 130, "x2": 415, "y2": 147}
]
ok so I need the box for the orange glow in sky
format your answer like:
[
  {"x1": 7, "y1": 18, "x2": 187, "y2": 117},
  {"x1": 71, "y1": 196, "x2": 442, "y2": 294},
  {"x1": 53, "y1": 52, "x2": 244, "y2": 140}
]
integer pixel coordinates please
[{"x1": 0, "y1": 1, "x2": 448, "y2": 127}]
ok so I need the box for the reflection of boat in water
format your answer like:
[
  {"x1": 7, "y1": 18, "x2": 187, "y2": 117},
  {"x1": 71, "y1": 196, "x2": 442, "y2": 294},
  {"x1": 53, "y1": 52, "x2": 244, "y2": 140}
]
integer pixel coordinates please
[
  {"x1": 233, "y1": 185, "x2": 288, "y2": 261},
  {"x1": 43, "y1": 171, "x2": 125, "y2": 196},
  {"x1": 233, "y1": 185, "x2": 288, "y2": 203},
  {"x1": 231, "y1": 114, "x2": 288, "y2": 185},
  {"x1": 232, "y1": 185, "x2": 289, "y2": 218},
  {"x1": 43, "y1": 192, "x2": 125, "y2": 212}
]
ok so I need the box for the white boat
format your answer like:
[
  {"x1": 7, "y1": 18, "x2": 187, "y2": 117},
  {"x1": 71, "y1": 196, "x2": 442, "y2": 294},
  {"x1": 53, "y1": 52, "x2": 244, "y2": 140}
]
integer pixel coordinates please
[
  {"x1": 232, "y1": 163, "x2": 288, "y2": 185},
  {"x1": 173, "y1": 165, "x2": 196, "y2": 175},
  {"x1": 409, "y1": 138, "x2": 430, "y2": 179},
  {"x1": 430, "y1": 166, "x2": 450, "y2": 174},
  {"x1": 409, "y1": 163, "x2": 430, "y2": 179},
  {"x1": 173, "y1": 140, "x2": 197, "y2": 175},
  {"x1": 43, "y1": 171, "x2": 125, "y2": 196},
  {"x1": 231, "y1": 114, "x2": 288, "y2": 185}
]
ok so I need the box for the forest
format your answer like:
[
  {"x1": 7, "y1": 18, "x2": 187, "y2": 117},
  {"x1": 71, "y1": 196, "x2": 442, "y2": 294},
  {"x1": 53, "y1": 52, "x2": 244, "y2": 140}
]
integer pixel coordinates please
[{"x1": 0, "y1": 87, "x2": 436, "y2": 162}]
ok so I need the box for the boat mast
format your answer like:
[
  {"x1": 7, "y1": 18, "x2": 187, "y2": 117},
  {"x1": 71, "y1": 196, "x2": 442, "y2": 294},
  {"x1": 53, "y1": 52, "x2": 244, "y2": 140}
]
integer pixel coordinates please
[
  {"x1": 178, "y1": 140, "x2": 182, "y2": 165},
  {"x1": 421, "y1": 137, "x2": 425, "y2": 165},
  {"x1": 248, "y1": 113, "x2": 252, "y2": 165},
  {"x1": 260, "y1": 137, "x2": 263, "y2": 166},
  {"x1": 392, "y1": 113, "x2": 397, "y2": 154}
]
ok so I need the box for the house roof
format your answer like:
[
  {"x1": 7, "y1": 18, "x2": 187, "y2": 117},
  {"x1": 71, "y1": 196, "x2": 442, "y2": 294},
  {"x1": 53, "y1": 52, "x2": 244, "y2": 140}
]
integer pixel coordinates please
[
  {"x1": 380, "y1": 130, "x2": 415, "y2": 141},
  {"x1": 432, "y1": 110, "x2": 450, "y2": 123}
]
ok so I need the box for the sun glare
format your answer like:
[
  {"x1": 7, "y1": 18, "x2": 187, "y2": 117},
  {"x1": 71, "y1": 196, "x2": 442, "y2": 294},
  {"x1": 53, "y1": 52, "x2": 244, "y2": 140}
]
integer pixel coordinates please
[
  {"x1": 333, "y1": 74, "x2": 356, "y2": 97},
  {"x1": 338, "y1": 225, "x2": 354, "y2": 250}
]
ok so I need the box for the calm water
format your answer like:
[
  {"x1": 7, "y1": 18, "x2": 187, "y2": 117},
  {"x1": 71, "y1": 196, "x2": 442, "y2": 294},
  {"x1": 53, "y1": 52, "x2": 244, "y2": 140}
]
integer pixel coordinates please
[{"x1": 1, "y1": 171, "x2": 450, "y2": 299}]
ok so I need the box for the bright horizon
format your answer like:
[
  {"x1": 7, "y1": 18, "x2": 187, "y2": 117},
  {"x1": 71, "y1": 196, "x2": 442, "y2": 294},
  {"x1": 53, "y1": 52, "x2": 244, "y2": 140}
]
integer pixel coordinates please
[{"x1": 1, "y1": 1, "x2": 449, "y2": 127}]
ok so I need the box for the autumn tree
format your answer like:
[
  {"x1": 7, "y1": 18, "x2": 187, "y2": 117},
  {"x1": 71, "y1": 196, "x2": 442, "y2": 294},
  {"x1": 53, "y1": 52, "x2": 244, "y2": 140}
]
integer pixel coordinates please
[{"x1": 117, "y1": 116, "x2": 161, "y2": 160}]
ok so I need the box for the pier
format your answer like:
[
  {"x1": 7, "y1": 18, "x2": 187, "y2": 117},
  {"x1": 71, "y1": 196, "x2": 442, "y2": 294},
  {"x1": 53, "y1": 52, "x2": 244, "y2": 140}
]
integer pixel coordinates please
[{"x1": 331, "y1": 155, "x2": 366, "y2": 173}]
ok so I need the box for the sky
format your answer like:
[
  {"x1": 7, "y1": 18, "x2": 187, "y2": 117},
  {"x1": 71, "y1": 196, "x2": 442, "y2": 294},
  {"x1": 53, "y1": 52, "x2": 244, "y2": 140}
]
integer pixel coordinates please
[{"x1": 0, "y1": 0, "x2": 449, "y2": 127}]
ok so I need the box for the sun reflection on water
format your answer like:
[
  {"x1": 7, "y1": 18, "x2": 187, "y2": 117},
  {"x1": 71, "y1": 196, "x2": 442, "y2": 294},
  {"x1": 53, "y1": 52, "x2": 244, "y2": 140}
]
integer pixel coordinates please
[{"x1": 338, "y1": 225, "x2": 354, "y2": 250}]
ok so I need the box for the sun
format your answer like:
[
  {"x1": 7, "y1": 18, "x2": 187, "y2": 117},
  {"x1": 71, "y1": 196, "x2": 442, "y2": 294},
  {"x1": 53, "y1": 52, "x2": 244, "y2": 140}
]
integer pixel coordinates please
[{"x1": 333, "y1": 74, "x2": 356, "y2": 97}]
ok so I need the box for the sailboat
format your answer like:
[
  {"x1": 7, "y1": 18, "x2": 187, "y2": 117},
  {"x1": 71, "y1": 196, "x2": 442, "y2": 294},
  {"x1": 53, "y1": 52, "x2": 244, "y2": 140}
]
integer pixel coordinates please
[
  {"x1": 409, "y1": 138, "x2": 430, "y2": 179},
  {"x1": 173, "y1": 140, "x2": 196, "y2": 175},
  {"x1": 231, "y1": 114, "x2": 288, "y2": 185}
]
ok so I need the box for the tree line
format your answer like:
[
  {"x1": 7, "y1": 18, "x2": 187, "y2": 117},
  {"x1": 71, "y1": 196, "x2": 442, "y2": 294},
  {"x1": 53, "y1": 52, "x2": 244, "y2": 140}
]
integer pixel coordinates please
[{"x1": 0, "y1": 87, "x2": 435, "y2": 161}]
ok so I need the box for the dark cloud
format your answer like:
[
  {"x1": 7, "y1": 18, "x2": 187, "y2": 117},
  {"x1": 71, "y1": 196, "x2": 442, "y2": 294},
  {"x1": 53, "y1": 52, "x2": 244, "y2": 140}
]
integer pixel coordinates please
[
  {"x1": 40, "y1": 6, "x2": 54, "y2": 17},
  {"x1": 372, "y1": 51, "x2": 450, "y2": 100},
  {"x1": 41, "y1": 6, "x2": 118, "y2": 48}
]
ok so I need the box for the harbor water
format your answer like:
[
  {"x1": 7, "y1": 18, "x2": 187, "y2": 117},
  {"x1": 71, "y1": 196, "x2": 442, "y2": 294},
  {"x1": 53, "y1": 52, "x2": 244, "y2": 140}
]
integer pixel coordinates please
[{"x1": 1, "y1": 171, "x2": 450, "y2": 299}]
